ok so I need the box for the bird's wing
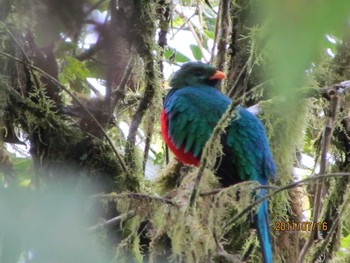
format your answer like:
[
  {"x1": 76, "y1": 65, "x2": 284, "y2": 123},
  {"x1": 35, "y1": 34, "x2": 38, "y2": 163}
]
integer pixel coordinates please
[
  {"x1": 226, "y1": 107, "x2": 276, "y2": 182},
  {"x1": 165, "y1": 87, "x2": 229, "y2": 158}
]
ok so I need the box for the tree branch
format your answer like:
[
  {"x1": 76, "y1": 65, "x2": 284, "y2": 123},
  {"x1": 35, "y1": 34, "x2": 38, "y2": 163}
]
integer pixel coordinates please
[
  {"x1": 215, "y1": 0, "x2": 231, "y2": 73},
  {"x1": 299, "y1": 92, "x2": 339, "y2": 263},
  {"x1": 228, "y1": 61, "x2": 248, "y2": 98},
  {"x1": 93, "y1": 192, "x2": 179, "y2": 207},
  {"x1": 228, "y1": 173, "x2": 350, "y2": 226},
  {"x1": 0, "y1": 50, "x2": 131, "y2": 179},
  {"x1": 111, "y1": 55, "x2": 135, "y2": 112},
  {"x1": 87, "y1": 210, "x2": 136, "y2": 232},
  {"x1": 174, "y1": 8, "x2": 208, "y2": 62}
]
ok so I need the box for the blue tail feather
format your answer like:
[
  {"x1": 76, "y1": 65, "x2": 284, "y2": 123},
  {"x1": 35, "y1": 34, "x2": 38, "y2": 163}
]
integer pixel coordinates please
[{"x1": 255, "y1": 196, "x2": 273, "y2": 263}]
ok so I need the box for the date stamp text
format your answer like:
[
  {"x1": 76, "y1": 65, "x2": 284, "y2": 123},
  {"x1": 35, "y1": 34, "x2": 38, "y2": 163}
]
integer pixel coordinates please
[{"x1": 275, "y1": 221, "x2": 328, "y2": 232}]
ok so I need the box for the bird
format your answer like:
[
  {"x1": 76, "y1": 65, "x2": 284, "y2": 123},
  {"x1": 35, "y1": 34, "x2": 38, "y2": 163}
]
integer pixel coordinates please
[{"x1": 160, "y1": 61, "x2": 276, "y2": 263}]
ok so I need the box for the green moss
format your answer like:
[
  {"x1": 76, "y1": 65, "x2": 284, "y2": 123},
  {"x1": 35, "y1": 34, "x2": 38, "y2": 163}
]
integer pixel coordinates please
[
  {"x1": 119, "y1": 164, "x2": 264, "y2": 262},
  {"x1": 115, "y1": 215, "x2": 143, "y2": 263},
  {"x1": 261, "y1": 98, "x2": 309, "y2": 181}
]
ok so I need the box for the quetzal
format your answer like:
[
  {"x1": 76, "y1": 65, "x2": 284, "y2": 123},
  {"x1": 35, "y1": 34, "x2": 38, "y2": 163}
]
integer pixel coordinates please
[{"x1": 160, "y1": 62, "x2": 276, "y2": 263}]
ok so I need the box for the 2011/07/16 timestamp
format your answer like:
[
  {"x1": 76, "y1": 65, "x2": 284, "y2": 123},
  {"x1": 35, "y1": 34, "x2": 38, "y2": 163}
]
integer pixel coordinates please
[{"x1": 275, "y1": 221, "x2": 328, "y2": 232}]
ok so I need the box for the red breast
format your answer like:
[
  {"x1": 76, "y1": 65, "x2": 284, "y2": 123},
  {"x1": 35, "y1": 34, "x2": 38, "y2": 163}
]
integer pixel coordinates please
[{"x1": 161, "y1": 109, "x2": 199, "y2": 166}]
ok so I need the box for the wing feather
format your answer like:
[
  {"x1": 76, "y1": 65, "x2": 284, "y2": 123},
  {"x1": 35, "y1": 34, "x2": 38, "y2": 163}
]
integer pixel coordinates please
[
  {"x1": 164, "y1": 87, "x2": 229, "y2": 158},
  {"x1": 226, "y1": 107, "x2": 276, "y2": 182}
]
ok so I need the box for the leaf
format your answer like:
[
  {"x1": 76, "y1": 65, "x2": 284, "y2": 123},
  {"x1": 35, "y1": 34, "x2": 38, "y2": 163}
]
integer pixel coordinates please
[
  {"x1": 19, "y1": 179, "x2": 31, "y2": 187},
  {"x1": 338, "y1": 234, "x2": 350, "y2": 256},
  {"x1": 164, "y1": 47, "x2": 191, "y2": 63},
  {"x1": 59, "y1": 56, "x2": 90, "y2": 92},
  {"x1": 181, "y1": 0, "x2": 192, "y2": 6},
  {"x1": 190, "y1": 44, "x2": 203, "y2": 60},
  {"x1": 172, "y1": 16, "x2": 185, "y2": 27},
  {"x1": 204, "y1": 30, "x2": 214, "y2": 39}
]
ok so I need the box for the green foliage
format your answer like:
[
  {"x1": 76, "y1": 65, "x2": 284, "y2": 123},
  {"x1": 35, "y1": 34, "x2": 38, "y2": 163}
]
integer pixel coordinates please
[
  {"x1": 115, "y1": 215, "x2": 143, "y2": 263},
  {"x1": 260, "y1": 97, "x2": 311, "y2": 246},
  {"x1": 263, "y1": 0, "x2": 350, "y2": 97},
  {"x1": 59, "y1": 56, "x2": 90, "y2": 93},
  {"x1": 190, "y1": 44, "x2": 203, "y2": 60},
  {"x1": 204, "y1": 29, "x2": 214, "y2": 39},
  {"x1": 9, "y1": 154, "x2": 33, "y2": 186},
  {"x1": 164, "y1": 47, "x2": 191, "y2": 63},
  {"x1": 338, "y1": 235, "x2": 350, "y2": 258}
]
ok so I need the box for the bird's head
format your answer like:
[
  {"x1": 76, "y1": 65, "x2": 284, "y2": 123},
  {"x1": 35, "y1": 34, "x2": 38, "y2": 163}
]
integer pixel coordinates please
[{"x1": 170, "y1": 62, "x2": 226, "y2": 89}]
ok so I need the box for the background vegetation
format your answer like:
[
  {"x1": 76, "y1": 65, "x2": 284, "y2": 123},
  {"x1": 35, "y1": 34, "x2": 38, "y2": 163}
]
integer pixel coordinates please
[{"x1": 1, "y1": 0, "x2": 350, "y2": 262}]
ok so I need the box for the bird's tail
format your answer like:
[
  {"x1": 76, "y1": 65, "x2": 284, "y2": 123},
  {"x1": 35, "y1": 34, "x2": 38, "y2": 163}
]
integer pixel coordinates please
[{"x1": 254, "y1": 192, "x2": 273, "y2": 263}]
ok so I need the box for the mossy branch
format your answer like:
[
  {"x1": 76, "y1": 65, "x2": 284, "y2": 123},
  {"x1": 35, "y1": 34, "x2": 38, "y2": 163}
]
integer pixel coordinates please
[
  {"x1": 87, "y1": 210, "x2": 136, "y2": 232},
  {"x1": 125, "y1": 0, "x2": 159, "y2": 179},
  {"x1": 245, "y1": 81, "x2": 350, "y2": 117},
  {"x1": 93, "y1": 192, "x2": 179, "y2": 207},
  {"x1": 229, "y1": 172, "x2": 350, "y2": 225},
  {"x1": 215, "y1": 0, "x2": 231, "y2": 73},
  {"x1": 0, "y1": 50, "x2": 130, "y2": 179},
  {"x1": 228, "y1": 61, "x2": 249, "y2": 98},
  {"x1": 125, "y1": 58, "x2": 157, "y2": 173}
]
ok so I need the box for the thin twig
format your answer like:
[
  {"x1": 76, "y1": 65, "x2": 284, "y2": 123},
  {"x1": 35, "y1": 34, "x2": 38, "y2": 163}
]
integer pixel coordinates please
[
  {"x1": 212, "y1": 192, "x2": 239, "y2": 262},
  {"x1": 228, "y1": 61, "x2": 249, "y2": 98},
  {"x1": 229, "y1": 80, "x2": 350, "y2": 117},
  {"x1": 87, "y1": 210, "x2": 136, "y2": 232},
  {"x1": 142, "y1": 115, "x2": 155, "y2": 173},
  {"x1": 232, "y1": 79, "x2": 272, "y2": 108},
  {"x1": 171, "y1": 11, "x2": 197, "y2": 38},
  {"x1": 87, "y1": 173, "x2": 350, "y2": 237},
  {"x1": 174, "y1": 8, "x2": 208, "y2": 62},
  {"x1": 311, "y1": 216, "x2": 339, "y2": 261},
  {"x1": 316, "y1": 183, "x2": 350, "y2": 254},
  {"x1": 111, "y1": 55, "x2": 135, "y2": 111},
  {"x1": 75, "y1": 38, "x2": 105, "y2": 61},
  {"x1": 229, "y1": 173, "x2": 350, "y2": 226},
  {"x1": 199, "y1": 185, "x2": 278, "y2": 197},
  {"x1": 323, "y1": 216, "x2": 339, "y2": 244}
]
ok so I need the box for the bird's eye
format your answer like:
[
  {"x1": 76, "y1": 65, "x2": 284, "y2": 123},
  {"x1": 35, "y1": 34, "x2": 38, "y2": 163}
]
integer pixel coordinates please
[{"x1": 193, "y1": 70, "x2": 203, "y2": 76}]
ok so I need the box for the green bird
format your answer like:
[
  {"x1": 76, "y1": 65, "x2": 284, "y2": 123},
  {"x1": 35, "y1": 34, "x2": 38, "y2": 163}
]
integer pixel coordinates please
[{"x1": 161, "y1": 62, "x2": 276, "y2": 263}]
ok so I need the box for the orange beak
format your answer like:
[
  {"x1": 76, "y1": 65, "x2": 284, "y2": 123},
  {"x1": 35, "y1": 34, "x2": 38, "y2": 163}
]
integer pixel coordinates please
[{"x1": 209, "y1": 70, "x2": 226, "y2": 80}]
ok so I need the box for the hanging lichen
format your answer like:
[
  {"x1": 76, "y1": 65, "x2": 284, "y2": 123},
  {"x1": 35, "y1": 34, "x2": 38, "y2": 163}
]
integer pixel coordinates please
[{"x1": 110, "y1": 159, "x2": 267, "y2": 263}]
